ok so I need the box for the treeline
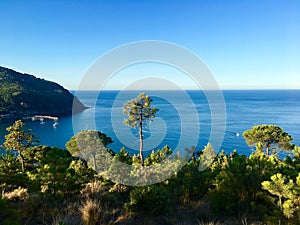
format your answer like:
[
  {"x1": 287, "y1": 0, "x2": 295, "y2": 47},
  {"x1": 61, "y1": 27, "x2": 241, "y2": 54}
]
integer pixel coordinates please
[{"x1": 0, "y1": 121, "x2": 300, "y2": 225}]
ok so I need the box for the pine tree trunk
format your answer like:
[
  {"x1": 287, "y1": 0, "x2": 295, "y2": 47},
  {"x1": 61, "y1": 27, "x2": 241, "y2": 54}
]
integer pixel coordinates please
[
  {"x1": 139, "y1": 111, "x2": 144, "y2": 167},
  {"x1": 19, "y1": 152, "x2": 25, "y2": 172},
  {"x1": 266, "y1": 143, "x2": 270, "y2": 157}
]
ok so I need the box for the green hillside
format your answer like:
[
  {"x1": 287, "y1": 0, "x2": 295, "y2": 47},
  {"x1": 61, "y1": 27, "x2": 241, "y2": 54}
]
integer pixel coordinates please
[{"x1": 0, "y1": 66, "x2": 86, "y2": 120}]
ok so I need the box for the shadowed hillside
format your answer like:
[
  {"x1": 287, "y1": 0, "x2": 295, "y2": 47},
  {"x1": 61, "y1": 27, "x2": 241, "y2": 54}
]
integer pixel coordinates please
[{"x1": 0, "y1": 66, "x2": 86, "y2": 120}]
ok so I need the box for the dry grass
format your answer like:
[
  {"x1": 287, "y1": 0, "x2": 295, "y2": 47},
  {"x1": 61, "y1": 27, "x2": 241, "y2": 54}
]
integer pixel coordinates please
[
  {"x1": 197, "y1": 221, "x2": 224, "y2": 225},
  {"x1": 81, "y1": 180, "x2": 103, "y2": 199},
  {"x1": 196, "y1": 218, "x2": 264, "y2": 225},
  {"x1": 2, "y1": 187, "x2": 29, "y2": 201},
  {"x1": 80, "y1": 199, "x2": 102, "y2": 225},
  {"x1": 51, "y1": 201, "x2": 82, "y2": 225}
]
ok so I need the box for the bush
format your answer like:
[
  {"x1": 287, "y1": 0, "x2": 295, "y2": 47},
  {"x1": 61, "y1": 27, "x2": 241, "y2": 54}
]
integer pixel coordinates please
[
  {"x1": 0, "y1": 197, "x2": 20, "y2": 225},
  {"x1": 124, "y1": 184, "x2": 169, "y2": 216}
]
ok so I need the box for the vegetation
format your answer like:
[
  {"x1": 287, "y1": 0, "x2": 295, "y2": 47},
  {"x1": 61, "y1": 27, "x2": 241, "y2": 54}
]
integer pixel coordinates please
[
  {"x1": 4, "y1": 120, "x2": 38, "y2": 172},
  {"x1": 123, "y1": 92, "x2": 158, "y2": 166},
  {"x1": 0, "y1": 66, "x2": 86, "y2": 119},
  {"x1": 243, "y1": 124, "x2": 293, "y2": 156},
  {"x1": 65, "y1": 130, "x2": 113, "y2": 171},
  {"x1": 1, "y1": 119, "x2": 300, "y2": 224}
]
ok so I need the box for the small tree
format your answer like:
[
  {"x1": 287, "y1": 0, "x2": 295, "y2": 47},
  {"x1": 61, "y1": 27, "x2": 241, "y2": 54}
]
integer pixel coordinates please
[
  {"x1": 66, "y1": 130, "x2": 113, "y2": 171},
  {"x1": 243, "y1": 124, "x2": 293, "y2": 156},
  {"x1": 123, "y1": 93, "x2": 158, "y2": 166},
  {"x1": 4, "y1": 120, "x2": 38, "y2": 172}
]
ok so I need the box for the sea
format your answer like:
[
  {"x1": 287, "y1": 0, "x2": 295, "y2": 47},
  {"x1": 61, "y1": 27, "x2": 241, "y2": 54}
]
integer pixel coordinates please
[{"x1": 1, "y1": 90, "x2": 299, "y2": 157}]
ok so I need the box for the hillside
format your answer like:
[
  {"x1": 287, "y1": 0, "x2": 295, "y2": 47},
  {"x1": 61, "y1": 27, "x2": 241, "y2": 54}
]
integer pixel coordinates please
[{"x1": 0, "y1": 66, "x2": 86, "y2": 120}]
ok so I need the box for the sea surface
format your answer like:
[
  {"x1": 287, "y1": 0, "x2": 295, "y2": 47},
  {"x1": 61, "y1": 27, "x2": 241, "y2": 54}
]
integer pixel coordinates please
[{"x1": 1, "y1": 90, "x2": 299, "y2": 157}]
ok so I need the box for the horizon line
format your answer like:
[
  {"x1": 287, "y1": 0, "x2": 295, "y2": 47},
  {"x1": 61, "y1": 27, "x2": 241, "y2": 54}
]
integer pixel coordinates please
[{"x1": 71, "y1": 88, "x2": 300, "y2": 91}]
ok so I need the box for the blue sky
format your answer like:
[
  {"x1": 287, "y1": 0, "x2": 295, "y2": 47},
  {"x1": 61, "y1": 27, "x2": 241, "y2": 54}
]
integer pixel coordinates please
[{"x1": 0, "y1": 0, "x2": 299, "y2": 90}]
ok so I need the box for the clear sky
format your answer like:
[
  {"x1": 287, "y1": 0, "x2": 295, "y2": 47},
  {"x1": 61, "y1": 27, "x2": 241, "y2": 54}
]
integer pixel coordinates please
[{"x1": 0, "y1": 0, "x2": 299, "y2": 90}]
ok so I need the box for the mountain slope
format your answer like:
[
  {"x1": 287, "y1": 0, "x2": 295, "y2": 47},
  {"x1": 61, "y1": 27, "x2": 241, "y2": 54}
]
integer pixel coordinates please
[{"x1": 0, "y1": 66, "x2": 86, "y2": 119}]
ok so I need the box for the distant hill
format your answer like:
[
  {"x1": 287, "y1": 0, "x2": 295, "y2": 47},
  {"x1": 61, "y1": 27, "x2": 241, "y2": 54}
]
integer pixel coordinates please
[{"x1": 0, "y1": 66, "x2": 87, "y2": 121}]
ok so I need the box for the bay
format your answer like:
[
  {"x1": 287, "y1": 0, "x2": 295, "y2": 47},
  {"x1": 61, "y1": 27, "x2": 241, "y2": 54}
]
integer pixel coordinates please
[{"x1": 1, "y1": 90, "x2": 299, "y2": 157}]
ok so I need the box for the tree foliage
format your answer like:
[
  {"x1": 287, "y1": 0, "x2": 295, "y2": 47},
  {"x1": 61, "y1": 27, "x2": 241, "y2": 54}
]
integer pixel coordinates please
[
  {"x1": 27, "y1": 146, "x2": 94, "y2": 196},
  {"x1": 243, "y1": 124, "x2": 293, "y2": 156},
  {"x1": 4, "y1": 120, "x2": 38, "y2": 172},
  {"x1": 262, "y1": 173, "x2": 300, "y2": 220},
  {"x1": 65, "y1": 130, "x2": 113, "y2": 171},
  {"x1": 0, "y1": 154, "x2": 28, "y2": 192}
]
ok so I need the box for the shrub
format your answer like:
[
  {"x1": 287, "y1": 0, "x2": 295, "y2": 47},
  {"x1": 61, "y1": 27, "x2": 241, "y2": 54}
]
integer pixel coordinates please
[
  {"x1": 124, "y1": 185, "x2": 169, "y2": 216},
  {"x1": 0, "y1": 197, "x2": 20, "y2": 225}
]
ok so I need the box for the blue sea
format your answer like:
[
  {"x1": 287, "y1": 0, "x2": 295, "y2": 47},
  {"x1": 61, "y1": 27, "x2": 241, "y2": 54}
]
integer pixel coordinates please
[{"x1": 1, "y1": 90, "x2": 299, "y2": 157}]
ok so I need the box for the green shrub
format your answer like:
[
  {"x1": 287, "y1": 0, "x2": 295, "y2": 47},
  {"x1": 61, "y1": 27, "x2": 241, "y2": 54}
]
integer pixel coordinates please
[
  {"x1": 0, "y1": 197, "x2": 20, "y2": 225},
  {"x1": 124, "y1": 184, "x2": 169, "y2": 216}
]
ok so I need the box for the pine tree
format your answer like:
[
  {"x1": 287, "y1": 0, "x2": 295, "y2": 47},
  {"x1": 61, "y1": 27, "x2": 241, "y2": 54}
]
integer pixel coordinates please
[
  {"x1": 243, "y1": 124, "x2": 293, "y2": 156},
  {"x1": 4, "y1": 120, "x2": 38, "y2": 172},
  {"x1": 123, "y1": 93, "x2": 158, "y2": 166}
]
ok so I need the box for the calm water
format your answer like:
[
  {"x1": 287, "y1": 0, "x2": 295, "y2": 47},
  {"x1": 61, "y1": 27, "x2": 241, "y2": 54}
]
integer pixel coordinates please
[{"x1": 1, "y1": 90, "x2": 299, "y2": 156}]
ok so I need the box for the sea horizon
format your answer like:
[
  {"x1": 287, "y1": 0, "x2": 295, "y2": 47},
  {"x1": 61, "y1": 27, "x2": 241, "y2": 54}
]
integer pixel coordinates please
[{"x1": 71, "y1": 88, "x2": 300, "y2": 91}]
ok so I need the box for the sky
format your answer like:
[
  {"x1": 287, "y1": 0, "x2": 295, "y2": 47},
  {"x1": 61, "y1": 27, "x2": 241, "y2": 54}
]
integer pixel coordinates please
[{"x1": 0, "y1": 0, "x2": 299, "y2": 90}]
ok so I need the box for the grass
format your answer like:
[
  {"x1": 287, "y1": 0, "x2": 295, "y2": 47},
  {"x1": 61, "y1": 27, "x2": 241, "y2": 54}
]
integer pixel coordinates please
[
  {"x1": 2, "y1": 187, "x2": 29, "y2": 201},
  {"x1": 80, "y1": 199, "x2": 102, "y2": 225}
]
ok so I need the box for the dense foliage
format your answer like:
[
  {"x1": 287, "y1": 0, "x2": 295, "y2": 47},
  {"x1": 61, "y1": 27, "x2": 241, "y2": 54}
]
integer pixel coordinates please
[
  {"x1": 66, "y1": 130, "x2": 113, "y2": 171},
  {"x1": 0, "y1": 66, "x2": 86, "y2": 118},
  {"x1": 1, "y1": 122, "x2": 300, "y2": 225},
  {"x1": 243, "y1": 124, "x2": 294, "y2": 156},
  {"x1": 4, "y1": 120, "x2": 38, "y2": 172}
]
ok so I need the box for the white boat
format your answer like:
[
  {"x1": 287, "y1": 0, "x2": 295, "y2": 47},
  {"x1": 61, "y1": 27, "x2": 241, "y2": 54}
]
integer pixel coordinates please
[{"x1": 53, "y1": 122, "x2": 58, "y2": 127}]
